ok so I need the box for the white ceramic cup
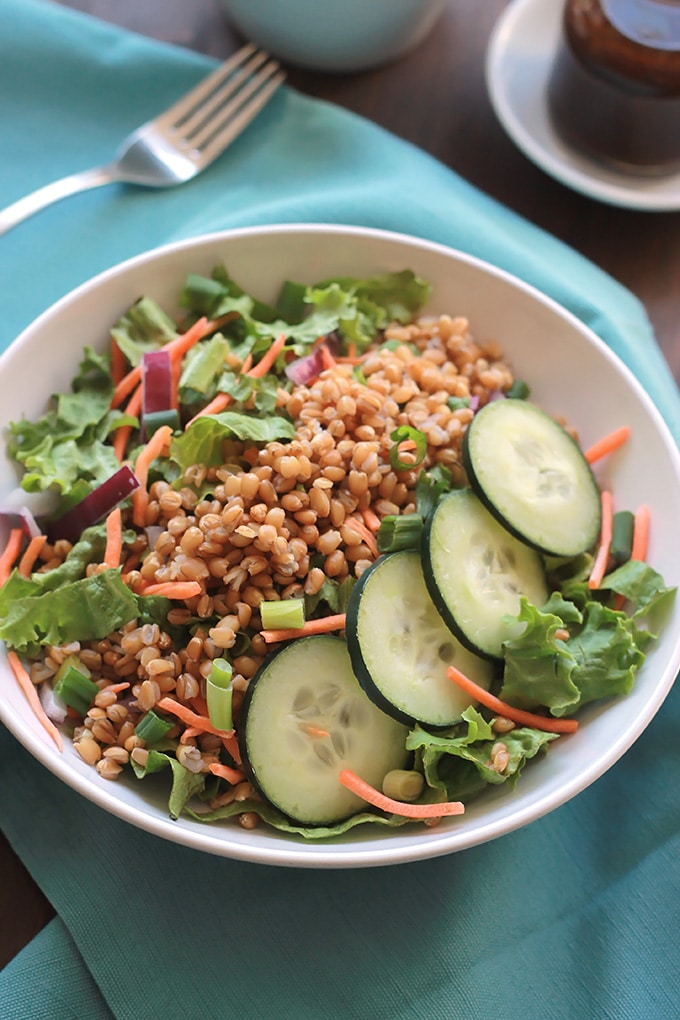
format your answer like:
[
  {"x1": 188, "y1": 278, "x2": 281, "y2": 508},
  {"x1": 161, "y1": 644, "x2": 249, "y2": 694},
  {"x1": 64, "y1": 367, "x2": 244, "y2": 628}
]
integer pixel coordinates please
[{"x1": 220, "y1": 0, "x2": 447, "y2": 73}]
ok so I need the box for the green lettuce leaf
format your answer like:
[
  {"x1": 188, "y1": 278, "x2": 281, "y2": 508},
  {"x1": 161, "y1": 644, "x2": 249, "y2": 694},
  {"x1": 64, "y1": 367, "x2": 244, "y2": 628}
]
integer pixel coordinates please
[
  {"x1": 407, "y1": 708, "x2": 557, "y2": 801},
  {"x1": 130, "y1": 748, "x2": 206, "y2": 821},
  {"x1": 110, "y1": 296, "x2": 178, "y2": 366},
  {"x1": 0, "y1": 568, "x2": 138, "y2": 656},
  {"x1": 169, "y1": 412, "x2": 294, "y2": 472}
]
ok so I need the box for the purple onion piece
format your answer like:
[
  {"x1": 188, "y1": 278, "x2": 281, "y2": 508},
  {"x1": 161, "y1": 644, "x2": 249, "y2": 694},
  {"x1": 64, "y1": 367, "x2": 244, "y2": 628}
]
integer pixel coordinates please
[
  {"x1": 141, "y1": 349, "x2": 175, "y2": 442},
  {"x1": 0, "y1": 504, "x2": 42, "y2": 539},
  {"x1": 284, "y1": 334, "x2": 342, "y2": 387},
  {"x1": 47, "y1": 465, "x2": 140, "y2": 543}
]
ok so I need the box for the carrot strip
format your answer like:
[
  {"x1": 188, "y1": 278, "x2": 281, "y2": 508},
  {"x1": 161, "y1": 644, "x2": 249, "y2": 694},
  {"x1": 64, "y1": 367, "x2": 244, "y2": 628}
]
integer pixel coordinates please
[
  {"x1": 301, "y1": 725, "x2": 331, "y2": 739},
  {"x1": 631, "y1": 504, "x2": 651, "y2": 561},
  {"x1": 261, "y1": 612, "x2": 347, "y2": 644},
  {"x1": 139, "y1": 581, "x2": 202, "y2": 599},
  {"x1": 110, "y1": 365, "x2": 143, "y2": 410},
  {"x1": 188, "y1": 391, "x2": 234, "y2": 423},
  {"x1": 131, "y1": 424, "x2": 173, "y2": 527},
  {"x1": 180, "y1": 725, "x2": 202, "y2": 743},
  {"x1": 156, "y1": 696, "x2": 234, "y2": 737},
  {"x1": 584, "y1": 426, "x2": 631, "y2": 464},
  {"x1": 18, "y1": 534, "x2": 47, "y2": 577},
  {"x1": 320, "y1": 345, "x2": 337, "y2": 371},
  {"x1": 588, "y1": 490, "x2": 614, "y2": 590},
  {"x1": 222, "y1": 732, "x2": 242, "y2": 765},
  {"x1": 0, "y1": 527, "x2": 24, "y2": 586},
  {"x1": 110, "y1": 338, "x2": 127, "y2": 386},
  {"x1": 446, "y1": 665, "x2": 579, "y2": 734},
  {"x1": 247, "y1": 332, "x2": 287, "y2": 379},
  {"x1": 209, "y1": 762, "x2": 246, "y2": 785},
  {"x1": 338, "y1": 769, "x2": 464, "y2": 819},
  {"x1": 100, "y1": 681, "x2": 130, "y2": 696},
  {"x1": 103, "y1": 507, "x2": 123, "y2": 570},
  {"x1": 112, "y1": 383, "x2": 143, "y2": 461},
  {"x1": 343, "y1": 518, "x2": 380, "y2": 559},
  {"x1": 165, "y1": 316, "x2": 213, "y2": 364},
  {"x1": 361, "y1": 507, "x2": 381, "y2": 532},
  {"x1": 7, "y1": 650, "x2": 63, "y2": 751}
]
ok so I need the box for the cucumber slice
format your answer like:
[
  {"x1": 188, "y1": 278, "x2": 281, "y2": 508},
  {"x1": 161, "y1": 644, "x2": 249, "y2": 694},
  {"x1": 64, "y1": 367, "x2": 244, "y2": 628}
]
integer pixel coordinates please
[
  {"x1": 422, "y1": 489, "x2": 548, "y2": 660},
  {"x1": 346, "y1": 550, "x2": 495, "y2": 727},
  {"x1": 239, "y1": 635, "x2": 409, "y2": 825},
  {"x1": 463, "y1": 398, "x2": 601, "y2": 557}
]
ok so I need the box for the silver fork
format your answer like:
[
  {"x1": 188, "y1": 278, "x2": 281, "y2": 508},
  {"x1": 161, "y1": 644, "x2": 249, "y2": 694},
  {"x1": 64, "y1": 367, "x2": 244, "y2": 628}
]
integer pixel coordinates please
[{"x1": 0, "y1": 43, "x2": 285, "y2": 237}]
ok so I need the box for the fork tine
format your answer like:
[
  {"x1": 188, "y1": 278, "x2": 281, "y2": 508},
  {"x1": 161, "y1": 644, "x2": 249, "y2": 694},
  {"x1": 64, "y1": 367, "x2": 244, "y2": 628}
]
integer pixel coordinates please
[
  {"x1": 196, "y1": 70, "x2": 286, "y2": 165},
  {"x1": 153, "y1": 42, "x2": 262, "y2": 128},
  {"x1": 170, "y1": 50, "x2": 273, "y2": 140},
  {"x1": 184, "y1": 61, "x2": 285, "y2": 154}
]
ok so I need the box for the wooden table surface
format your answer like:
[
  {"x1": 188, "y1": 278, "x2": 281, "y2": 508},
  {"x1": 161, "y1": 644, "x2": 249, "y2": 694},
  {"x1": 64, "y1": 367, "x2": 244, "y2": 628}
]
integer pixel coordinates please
[{"x1": 1, "y1": 0, "x2": 678, "y2": 973}]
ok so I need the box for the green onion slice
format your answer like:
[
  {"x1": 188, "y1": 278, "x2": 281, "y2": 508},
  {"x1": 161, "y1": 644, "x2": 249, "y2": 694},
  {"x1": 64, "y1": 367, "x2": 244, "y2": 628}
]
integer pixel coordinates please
[
  {"x1": 389, "y1": 426, "x2": 427, "y2": 471},
  {"x1": 206, "y1": 657, "x2": 234, "y2": 732},
  {"x1": 377, "y1": 514, "x2": 424, "y2": 553},
  {"x1": 259, "y1": 598, "x2": 306, "y2": 631}
]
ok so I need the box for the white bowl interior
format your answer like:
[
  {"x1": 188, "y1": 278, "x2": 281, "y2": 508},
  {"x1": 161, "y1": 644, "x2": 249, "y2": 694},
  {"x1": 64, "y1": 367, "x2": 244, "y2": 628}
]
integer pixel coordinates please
[{"x1": 1, "y1": 224, "x2": 679, "y2": 868}]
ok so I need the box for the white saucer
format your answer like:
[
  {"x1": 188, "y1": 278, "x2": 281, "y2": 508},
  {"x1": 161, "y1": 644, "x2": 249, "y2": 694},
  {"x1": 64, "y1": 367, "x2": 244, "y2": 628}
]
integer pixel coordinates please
[{"x1": 485, "y1": 0, "x2": 680, "y2": 212}]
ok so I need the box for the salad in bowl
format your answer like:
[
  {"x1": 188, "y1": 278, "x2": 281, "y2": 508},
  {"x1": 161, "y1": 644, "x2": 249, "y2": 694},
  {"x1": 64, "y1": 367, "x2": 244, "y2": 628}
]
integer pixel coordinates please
[{"x1": 0, "y1": 225, "x2": 678, "y2": 867}]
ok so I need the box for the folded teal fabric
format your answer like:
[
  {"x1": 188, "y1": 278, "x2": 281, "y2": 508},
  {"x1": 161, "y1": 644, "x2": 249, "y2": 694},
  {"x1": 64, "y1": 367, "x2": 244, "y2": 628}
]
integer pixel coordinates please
[{"x1": 1, "y1": 2, "x2": 679, "y2": 1018}]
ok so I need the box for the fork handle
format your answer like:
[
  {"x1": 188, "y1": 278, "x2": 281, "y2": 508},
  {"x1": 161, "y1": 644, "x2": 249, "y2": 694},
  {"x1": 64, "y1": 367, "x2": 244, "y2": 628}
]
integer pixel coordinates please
[{"x1": 0, "y1": 165, "x2": 120, "y2": 237}]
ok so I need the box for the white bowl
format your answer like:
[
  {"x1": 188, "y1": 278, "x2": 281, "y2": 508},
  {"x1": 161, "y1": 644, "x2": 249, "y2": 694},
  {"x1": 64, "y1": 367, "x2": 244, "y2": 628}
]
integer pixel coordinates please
[
  {"x1": 1, "y1": 224, "x2": 679, "y2": 868},
  {"x1": 220, "y1": 0, "x2": 446, "y2": 73}
]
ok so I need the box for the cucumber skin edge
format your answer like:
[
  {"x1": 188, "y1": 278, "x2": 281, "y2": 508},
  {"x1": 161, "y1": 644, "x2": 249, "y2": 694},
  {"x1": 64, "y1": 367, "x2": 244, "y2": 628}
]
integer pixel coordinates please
[
  {"x1": 461, "y1": 404, "x2": 602, "y2": 558},
  {"x1": 420, "y1": 504, "x2": 503, "y2": 663},
  {"x1": 345, "y1": 554, "x2": 420, "y2": 729}
]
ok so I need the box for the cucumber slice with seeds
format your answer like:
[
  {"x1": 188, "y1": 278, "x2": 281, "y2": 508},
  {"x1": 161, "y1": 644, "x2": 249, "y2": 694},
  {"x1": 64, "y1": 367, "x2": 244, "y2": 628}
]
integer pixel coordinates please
[
  {"x1": 239, "y1": 635, "x2": 408, "y2": 826},
  {"x1": 346, "y1": 550, "x2": 495, "y2": 727},
  {"x1": 463, "y1": 398, "x2": 601, "y2": 557},
  {"x1": 422, "y1": 489, "x2": 549, "y2": 660}
]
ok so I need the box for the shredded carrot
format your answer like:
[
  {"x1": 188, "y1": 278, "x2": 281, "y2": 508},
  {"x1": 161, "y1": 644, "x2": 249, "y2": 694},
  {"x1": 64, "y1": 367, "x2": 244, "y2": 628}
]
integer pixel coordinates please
[
  {"x1": 347, "y1": 342, "x2": 357, "y2": 359},
  {"x1": 102, "y1": 507, "x2": 123, "y2": 570},
  {"x1": 0, "y1": 527, "x2": 24, "y2": 586},
  {"x1": 338, "y1": 769, "x2": 464, "y2": 819},
  {"x1": 320, "y1": 345, "x2": 337, "y2": 371},
  {"x1": 156, "y1": 696, "x2": 234, "y2": 737},
  {"x1": 240, "y1": 353, "x2": 253, "y2": 374},
  {"x1": 584, "y1": 426, "x2": 631, "y2": 464},
  {"x1": 121, "y1": 551, "x2": 142, "y2": 578},
  {"x1": 301, "y1": 724, "x2": 331, "y2": 739},
  {"x1": 110, "y1": 338, "x2": 127, "y2": 386},
  {"x1": 110, "y1": 364, "x2": 143, "y2": 410},
  {"x1": 248, "y1": 332, "x2": 287, "y2": 379},
  {"x1": 221, "y1": 732, "x2": 242, "y2": 765},
  {"x1": 139, "y1": 581, "x2": 202, "y2": 599},
  {"x1": 446, "y1": 665, "x2": 579, "y2": 734},
  {"x1": 261, "y1": 612, "x2": 347, "y2": 644},
  {"x1": 631, "y1": 503, "x2": 651, "y2": 561},
  {"x1": 131, "y1": 424, "x2": 173, "y2": 527},
  {"x1": 112, "y1": 383, "x2": 143, "y2": 461},
  {"x1": 7, "y1": 650, "x2": 63, "y2": 751},
  {"x1": 18, "y1": 534, "x2": 47, "y2": 577},
  {"x1": 343, "y1": 517, "x2": 380, "y2": 559},
  {"x1": 209, "y1": 762, "x2": 246, "y2": 785},
  {"x1": 100, "y1": 681, "x2": 130, "y2": 696},
  {"x1": 361, "y1": 507, "x2": 381, "y2": 532},
  {"x1": 165, "y1": 316, "x2": 214, "y2": 364},
  {"x1": 188, "y1": 391, "x2": 234, "y2": 423},
  {"x1": 180, "y1": 726, "x2": 202, "y2": 743},
  {"x1": 588, "y1": 490, "x2": 614, "y2": 590}
]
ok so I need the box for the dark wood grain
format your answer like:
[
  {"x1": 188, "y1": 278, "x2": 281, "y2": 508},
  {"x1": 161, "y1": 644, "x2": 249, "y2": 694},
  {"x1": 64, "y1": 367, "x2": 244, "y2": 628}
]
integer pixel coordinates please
[{"x1": 1, "y1": 0, "x2": 678, "y2": 971}]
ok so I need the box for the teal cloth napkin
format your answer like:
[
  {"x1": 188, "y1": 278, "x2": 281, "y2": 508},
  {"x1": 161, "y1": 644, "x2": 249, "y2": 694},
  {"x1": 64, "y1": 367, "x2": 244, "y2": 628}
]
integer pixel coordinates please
[{"x1": 1, "y1": 2, "x2": 680, "y2": 1018}]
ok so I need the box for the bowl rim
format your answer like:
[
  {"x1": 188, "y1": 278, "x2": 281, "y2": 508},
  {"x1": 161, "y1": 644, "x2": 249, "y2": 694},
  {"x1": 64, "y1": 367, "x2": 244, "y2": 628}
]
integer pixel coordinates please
[{"x1": 1, "y1": 222, "x2": 679, "y2": 869}]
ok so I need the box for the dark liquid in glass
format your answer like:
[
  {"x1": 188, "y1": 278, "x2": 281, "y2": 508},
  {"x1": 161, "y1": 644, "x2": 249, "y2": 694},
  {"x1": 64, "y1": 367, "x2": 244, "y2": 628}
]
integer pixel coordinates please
[{"x1": 547, "y1": 0, "x2": 680, "y2": 174}]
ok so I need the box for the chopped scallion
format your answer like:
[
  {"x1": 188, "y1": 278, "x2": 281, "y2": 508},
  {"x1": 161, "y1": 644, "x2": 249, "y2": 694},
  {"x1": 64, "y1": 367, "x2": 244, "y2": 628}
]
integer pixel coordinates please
[
  {"x1": 259, "y1": 598, "x2": 306, "y2": 631},
  {"x1": 389, "y1": 426, "x2": 427, "y2": 471},
  {"x1": 377, "y1": 514, "x2": 424, "y2": 553},
  {"x1": 505, "y1": 379, "x2": 531, "y2": 400},
  {"x1": 52, "y1": 659, "x2": 99, "y2": 717},
  {"x1": 134, "y1": 709, "x2": 174, "y2": 744},
  {"x1": 207, "y1": 657, "x2": 234, "y2": 732}
]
